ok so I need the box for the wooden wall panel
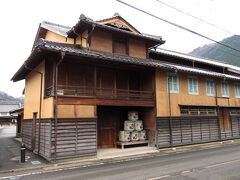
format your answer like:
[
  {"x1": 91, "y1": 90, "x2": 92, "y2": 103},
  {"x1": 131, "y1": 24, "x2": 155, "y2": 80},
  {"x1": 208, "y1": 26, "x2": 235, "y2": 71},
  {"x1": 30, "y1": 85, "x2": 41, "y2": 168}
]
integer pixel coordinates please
[
  {"x1": 42, "y1": 97, "x2": 54, "y2": 118},
  {"x1": 156, "y1": 117, "x2": 219, "y2": 148},
  {"x1": 129, "y1": 38, "x2": 146, "y2": 59},
  {"x1": 90, "y1": 30, "x2": 112, "y2": 53},
  {"x1": 34, "y1": 120, "x2": 52, "y2": 159},
  {"x1": 45, "y1": 31, "x2": 74, "y2": 44},
  {"x1": 143, "y1": 108, "x2": 156, "y2": 145},
  {"x1": 98, "y1": 18, "x2": 139, "y2": 33},
  {"x1": 22, "y1": 120, "x2": 33, "y2": 149},
  {"x1": 116, "y1": 70, "x2": 128, "y2": 89},
  {"x1": 52, "y1": 118, "x2": 97, "y2": 160},
  {"x1": 75, "y1": 105, "x2": 96, "y2": 118},
  {"x1": 25, "y1": 118, "x2": 97, "y2": 161},
  {"x1": 58, "y1": 105, "x2": 96, "y2": 118}
]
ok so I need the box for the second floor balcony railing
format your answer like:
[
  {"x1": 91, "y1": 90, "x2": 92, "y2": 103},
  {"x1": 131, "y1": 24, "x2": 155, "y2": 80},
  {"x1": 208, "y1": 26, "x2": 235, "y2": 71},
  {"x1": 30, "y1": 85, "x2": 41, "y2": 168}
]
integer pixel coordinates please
[{"x1": 46, "y1": 85, "x2": 154, "y2": 101}]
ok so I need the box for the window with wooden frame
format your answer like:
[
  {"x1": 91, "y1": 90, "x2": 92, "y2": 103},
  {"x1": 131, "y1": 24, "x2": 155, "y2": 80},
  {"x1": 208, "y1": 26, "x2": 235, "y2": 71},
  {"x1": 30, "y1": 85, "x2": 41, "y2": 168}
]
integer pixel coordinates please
[
  {"x1": 113, "y1": 36, "x2": 128, "y2": 55},
  {"x1": 221, "y1": 81, "x2": 229, "y2": 97},
  {"x1": 235, "y1": 83, "x2": 240, "y2": 98},
  {"x1": 230, "y1": 109, "x2": 240, "y2": 116},
  {"x1": 188, "y1": 77, "x2": 198, "y2": 95},
  {"x1": 206, "y1": 79, "x2": 215, "y2": 96},
  {"x1": 180, "y1": 107, "x2": 217, "y2": 116},
  {"x1": 167, "y1": 74, "x2": 179, "y2": 93}
]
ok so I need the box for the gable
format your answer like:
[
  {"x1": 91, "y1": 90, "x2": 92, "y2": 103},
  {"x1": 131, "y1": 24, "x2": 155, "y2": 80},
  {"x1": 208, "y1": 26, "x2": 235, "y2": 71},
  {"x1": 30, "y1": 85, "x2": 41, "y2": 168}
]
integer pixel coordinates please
[{"x1": 98, "y1": 15, "x2": 140, "y2": 34}]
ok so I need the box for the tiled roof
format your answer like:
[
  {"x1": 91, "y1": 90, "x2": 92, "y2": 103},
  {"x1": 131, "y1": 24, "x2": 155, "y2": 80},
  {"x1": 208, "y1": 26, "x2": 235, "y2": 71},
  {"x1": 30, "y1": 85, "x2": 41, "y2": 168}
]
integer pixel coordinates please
[
  {"x1": 152, "y1": 48, "x2": 240, "y2": 73},
  {"x1": 67, "y1": 14, "x2": 165, "y2": 45},
  {"x1": 40, "y1": 21, "x2": 71, "y2": 37},
  {"x1": 0, "y1": 104, "x2": 20, "y2": 113},
  {"x1": 96, "y1": 12, "x2": 140, "y2": 33},
  {"x1": 38, "y1": 39, "x2": 173, "y2": 69},
  {"x1": 9, "y1": 107, "x2": 24, "y2": 114},
  {"x1": 11, "y1": 39, "x2": 240, "y2": 82},
  {"x1": 0, "y1": 116, "x2": 17, "y2": 120}
]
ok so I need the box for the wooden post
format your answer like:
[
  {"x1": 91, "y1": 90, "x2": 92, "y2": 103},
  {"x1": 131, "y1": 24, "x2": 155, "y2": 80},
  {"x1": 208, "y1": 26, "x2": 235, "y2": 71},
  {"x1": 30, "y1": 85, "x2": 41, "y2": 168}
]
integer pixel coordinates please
[
  {"x1": 54, "y1": 52, "x2": 65, "y2": 162},
  {"x1": 32, "y1": 112, "x2": 37, "y2": 151},
  {"x1": 94, "y1": 66, "x2": 97, "y2": 96},
  {"x1": 114, "y1": 71, "x2": 117, "y2": 98}
]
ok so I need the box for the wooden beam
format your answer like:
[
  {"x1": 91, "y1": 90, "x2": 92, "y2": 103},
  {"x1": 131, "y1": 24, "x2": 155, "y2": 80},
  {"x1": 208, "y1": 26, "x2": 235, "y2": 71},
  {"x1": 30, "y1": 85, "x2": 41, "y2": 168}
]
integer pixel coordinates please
[{"x1": 57, "y1": 97, "x2": 154, "y2": 107}]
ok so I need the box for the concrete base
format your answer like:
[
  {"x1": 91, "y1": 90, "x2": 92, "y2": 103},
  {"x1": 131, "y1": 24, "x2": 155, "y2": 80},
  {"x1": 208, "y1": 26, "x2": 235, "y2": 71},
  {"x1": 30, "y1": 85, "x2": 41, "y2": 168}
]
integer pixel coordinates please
[{"x1": 97, "y1": 146, "x2": 158, "y2": 159}]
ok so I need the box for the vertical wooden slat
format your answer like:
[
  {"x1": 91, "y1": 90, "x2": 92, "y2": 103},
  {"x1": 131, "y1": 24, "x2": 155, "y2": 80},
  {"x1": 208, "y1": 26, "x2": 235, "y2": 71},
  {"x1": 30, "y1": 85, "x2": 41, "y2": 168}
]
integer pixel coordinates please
[
  {"x1": 156, "y1": 116, "x2": 220, "y2": 148},
  {"x1": 50, "y1": 118, "x2": 97, "y2": 161}
]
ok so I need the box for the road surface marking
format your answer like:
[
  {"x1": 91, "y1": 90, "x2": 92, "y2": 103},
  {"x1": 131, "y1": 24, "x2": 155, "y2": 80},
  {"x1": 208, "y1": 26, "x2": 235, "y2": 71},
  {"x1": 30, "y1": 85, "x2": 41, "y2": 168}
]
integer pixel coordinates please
[
  {"x1": 147, "y1": 175, "x2": 170, "y2": 180},
  {"x1": 206, "y1": 159, "x2": 240, "y2": 169},
  {"x1": 0, "y1": 162, "x2": 105, "y2": 179},
  {"x1": 181, "y1": 170, "x2": 191, "y2": 174}
]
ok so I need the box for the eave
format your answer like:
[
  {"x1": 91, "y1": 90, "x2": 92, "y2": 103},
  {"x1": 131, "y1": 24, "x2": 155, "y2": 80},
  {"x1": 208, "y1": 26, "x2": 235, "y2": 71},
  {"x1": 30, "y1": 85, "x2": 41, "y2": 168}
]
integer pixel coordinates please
[
  {"x1": 11, "y1": 39, "x2": 240, "y2": 83},
  {"x1": 67, "y1": 15, "x2": 165, "y2": 48}
]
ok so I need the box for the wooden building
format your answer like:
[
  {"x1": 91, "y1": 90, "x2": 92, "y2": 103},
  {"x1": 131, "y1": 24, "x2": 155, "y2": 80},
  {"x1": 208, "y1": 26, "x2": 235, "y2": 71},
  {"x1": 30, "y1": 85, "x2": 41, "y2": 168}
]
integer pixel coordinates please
[
  {"x1": 12, "y1": 14, "x2": 240, "y2": 161},
  {"x1": 10, "y1": 107, "x2": 24, "y2": 137},
  {"x1": 0, "y1": 103, "x2": 20, "y2": 125}
]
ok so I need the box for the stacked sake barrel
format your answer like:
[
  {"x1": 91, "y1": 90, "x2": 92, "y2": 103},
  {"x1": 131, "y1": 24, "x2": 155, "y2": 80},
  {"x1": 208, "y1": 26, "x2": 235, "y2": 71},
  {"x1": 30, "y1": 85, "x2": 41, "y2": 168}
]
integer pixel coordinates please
[{"x1": 119, "y1": 111, "x2": 147, "y2": 142}]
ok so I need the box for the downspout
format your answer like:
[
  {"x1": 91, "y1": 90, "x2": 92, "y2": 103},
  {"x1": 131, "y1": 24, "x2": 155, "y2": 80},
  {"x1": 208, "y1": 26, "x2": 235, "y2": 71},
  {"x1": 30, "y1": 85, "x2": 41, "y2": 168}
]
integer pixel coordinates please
[
  {"x1": 167, "y1": 75, "x2": 173, "y2": 147},
  {"x1": 72, "y1": 28, "x2": 81, "y2": 45},
  {"x1": 86, "y1": 24, "x2": 96, "y2": 47},
  {"x1": 147, "y1": 44, "x2": 162, "y2": 58},
  {"x1": 215, "y1": 81, "x2": 221, "y2": 141},
  {"x1": 24, "y1": 61, "x2": 43, "y2": 155},
  {"x1": 168, "y1": 68, "x2": 177, "y2": 147},
  {"x1": 54, "y1": 51, "x2": 65, "y2": 162}
]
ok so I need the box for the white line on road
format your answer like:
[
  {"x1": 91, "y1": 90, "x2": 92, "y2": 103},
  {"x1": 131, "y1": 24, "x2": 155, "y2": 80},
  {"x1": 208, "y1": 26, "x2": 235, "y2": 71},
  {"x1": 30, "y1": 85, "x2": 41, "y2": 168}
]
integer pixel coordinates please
[
  {"x1": 0, "y1": 162, "x2": 105, "y2": 179},
  {"x1": 146, "y1": 175, "x2": 170, "y2": 180},
  {"x1": 205, "y1": 159, "x2": 240, "y2": 169},
  {"x1": 181, "y1": 170, "x2": 191, "y2": 174}
]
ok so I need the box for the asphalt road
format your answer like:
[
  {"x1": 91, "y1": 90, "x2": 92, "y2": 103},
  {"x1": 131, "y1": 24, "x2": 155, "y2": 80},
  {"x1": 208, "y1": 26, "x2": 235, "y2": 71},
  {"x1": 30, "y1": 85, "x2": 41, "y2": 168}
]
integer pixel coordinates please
[
  {"x1": 8, "y1": 142, "x2": 240, "y2": 180},
  {"x1": 0, "y1": 125, "x2": 21, "y2": 171},
  {"x1": 0, "y1": 125, "x2": 47, "y2": 172}
]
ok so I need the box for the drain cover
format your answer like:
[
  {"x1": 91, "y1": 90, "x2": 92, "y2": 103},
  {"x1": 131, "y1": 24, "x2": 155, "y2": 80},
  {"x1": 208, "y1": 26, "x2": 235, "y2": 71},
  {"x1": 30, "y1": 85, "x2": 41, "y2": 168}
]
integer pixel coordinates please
[{"x1": 31, "y1": 160, "x2": 41, "y2": 165}]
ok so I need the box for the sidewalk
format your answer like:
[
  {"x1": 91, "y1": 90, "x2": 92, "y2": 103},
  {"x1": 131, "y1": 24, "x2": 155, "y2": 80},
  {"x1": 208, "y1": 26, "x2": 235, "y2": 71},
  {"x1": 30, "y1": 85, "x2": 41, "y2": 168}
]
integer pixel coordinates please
[{"x1": 1, "y1": 138, "x2": 239, "y2": 178}]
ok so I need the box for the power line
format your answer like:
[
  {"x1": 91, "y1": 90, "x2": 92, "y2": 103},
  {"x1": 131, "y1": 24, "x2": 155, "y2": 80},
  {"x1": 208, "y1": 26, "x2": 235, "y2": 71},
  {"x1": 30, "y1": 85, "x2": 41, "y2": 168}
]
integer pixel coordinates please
[
  {"x1": 116, "y1": 0, "x2": 240, "y2": 56},
  {"x1": 155, "y1": 0, "x2": 240, "y2": 61},
  {"x1": 156, "y1": 0, "x2": 234, "y2": 35},
  {"x1": 151, "y1": 0, "x2": 240, "y2": 62}
]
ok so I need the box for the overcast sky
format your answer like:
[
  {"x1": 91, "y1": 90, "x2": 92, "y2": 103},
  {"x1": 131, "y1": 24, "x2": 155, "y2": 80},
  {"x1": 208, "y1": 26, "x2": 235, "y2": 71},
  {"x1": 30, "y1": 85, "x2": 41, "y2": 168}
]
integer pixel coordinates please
[{"x1": 0, "y1": 0, "x2": 239, "y2": 97}]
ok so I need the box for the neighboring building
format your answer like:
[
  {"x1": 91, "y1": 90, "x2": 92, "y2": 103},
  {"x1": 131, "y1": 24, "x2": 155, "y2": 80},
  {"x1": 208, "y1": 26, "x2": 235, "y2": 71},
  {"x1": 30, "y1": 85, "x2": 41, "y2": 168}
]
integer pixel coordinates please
[
  {"x1": 10, "y1": 107, "x2": 24, "y2": 137},
  {"x1": 11, "y1": 14, "x2": 240, "y2": 161},
  {"x1": 0, "y1": 103, "x2": 20, "y2": 125}
]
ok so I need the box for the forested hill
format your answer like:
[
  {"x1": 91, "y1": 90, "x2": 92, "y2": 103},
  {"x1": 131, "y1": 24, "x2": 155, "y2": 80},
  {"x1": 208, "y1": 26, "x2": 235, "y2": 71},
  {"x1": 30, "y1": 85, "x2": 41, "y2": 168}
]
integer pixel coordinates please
[
  {"x1": 0, "y1": 91, "x2": 23, "y2": 105},
  {"x1": 190, "y1": 35, "x2": 240, "y2": 67}
]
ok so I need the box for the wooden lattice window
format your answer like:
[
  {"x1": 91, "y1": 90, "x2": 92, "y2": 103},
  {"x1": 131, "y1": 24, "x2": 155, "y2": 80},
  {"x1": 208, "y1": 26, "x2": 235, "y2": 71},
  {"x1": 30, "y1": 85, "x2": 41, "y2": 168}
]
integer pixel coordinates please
[{"x1": 181, "y1": 107, "x2": 217, "y2": 116}]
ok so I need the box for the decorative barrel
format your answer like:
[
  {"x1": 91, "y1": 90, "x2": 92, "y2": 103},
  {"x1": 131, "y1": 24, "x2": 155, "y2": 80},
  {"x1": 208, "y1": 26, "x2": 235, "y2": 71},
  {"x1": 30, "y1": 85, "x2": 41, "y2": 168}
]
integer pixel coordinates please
[
  {"x1": 139, "y1": 130, "x2": 147, "y2": 140},
  {"x1": 130, "y1": 131, "x2": 139, "y2": 141},
  {"x1": 124, "y1": 121, "x2": 135, "y2": 131},
  {"x1": 128, "y1": 111, "x2": 139, "y2": 121},
  {"x1": 119, "y1": 131, "x2": 130, "y2": 142},
  {"x1": 134, "y1": 120, "x2": 143, "y2": 131}
]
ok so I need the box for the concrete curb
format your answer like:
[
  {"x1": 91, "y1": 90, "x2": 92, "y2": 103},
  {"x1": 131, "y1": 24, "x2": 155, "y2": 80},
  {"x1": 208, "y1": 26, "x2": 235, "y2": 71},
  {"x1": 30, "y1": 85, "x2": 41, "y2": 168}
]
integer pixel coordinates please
[{"x1": 0, "y1": 139, "x2": 239, "y2": 177}]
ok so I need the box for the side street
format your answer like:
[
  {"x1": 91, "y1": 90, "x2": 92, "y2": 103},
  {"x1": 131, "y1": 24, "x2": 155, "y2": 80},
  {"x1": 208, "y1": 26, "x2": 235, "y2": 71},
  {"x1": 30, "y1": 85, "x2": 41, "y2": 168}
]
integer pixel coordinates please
[{"x1": 0, "y1": 125, "x2": 48, "y2": 172}]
